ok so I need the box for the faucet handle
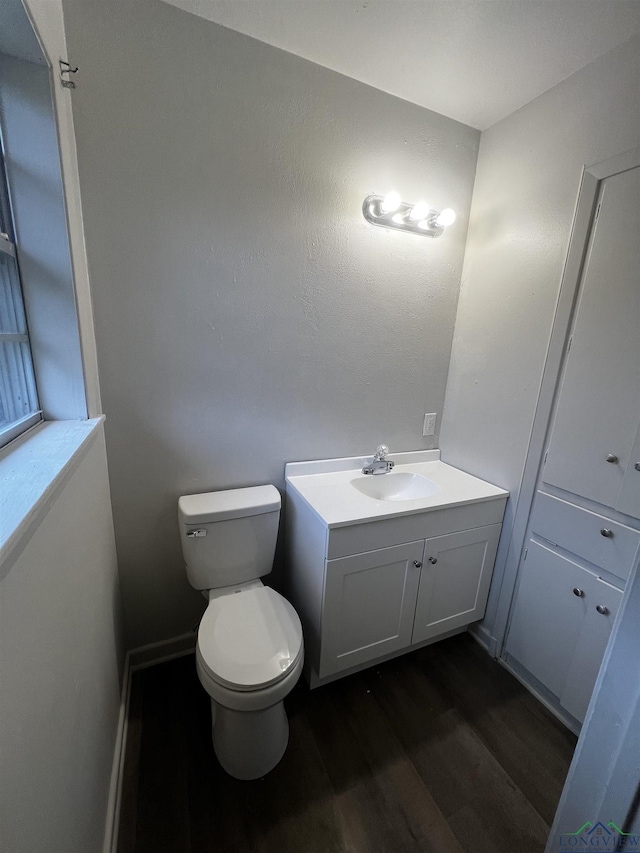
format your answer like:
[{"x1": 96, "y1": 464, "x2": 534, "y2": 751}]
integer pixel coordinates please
[{"x1": 375, "y1": 444, "x2": 389, "y2": 460}]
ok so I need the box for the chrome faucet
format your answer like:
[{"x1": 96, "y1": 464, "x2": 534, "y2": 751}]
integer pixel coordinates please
[{"x1": 362, "y1": 444, "x2": 395, "y2": 475}]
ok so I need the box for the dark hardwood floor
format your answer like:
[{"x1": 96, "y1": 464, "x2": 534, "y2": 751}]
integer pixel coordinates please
[{"x1": 117, "y1": 633, "x2": 576, "y2": 853}]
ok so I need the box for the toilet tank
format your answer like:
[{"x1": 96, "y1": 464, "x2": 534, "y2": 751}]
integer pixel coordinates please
[{"x1": 178, "y1": 485, "x2": 281, "y2": 590}]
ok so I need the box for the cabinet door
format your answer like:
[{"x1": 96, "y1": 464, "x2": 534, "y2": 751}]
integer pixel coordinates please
[
  {"x1": 617, "y1": 422, "x2": 640, "y2": 519},
  {"x1": 412, "y1": 524, "x2": 501, "y2": 645},
  {"x1": 505, "y1": 541, "x2": 592, "y2": 698},
  {"x1": 319, "y1": 541, "x2": 423, "y2": 678},
  {"x1": 543, "y1": 167, "x2": 640, "y2": 512},
  {"x1": 560, "y1": 577, "x2": 622, "y2": 722}
]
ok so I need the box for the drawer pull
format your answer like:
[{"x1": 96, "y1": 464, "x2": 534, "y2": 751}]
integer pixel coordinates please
[
  {"x1": 635, "y1": 462, "x2": 640, "y2": 472},
  {"x1": 413, "y1": 560, "x2": 422, "y2": 568},
  {"x1": 573, "y1": 588, "x2": 584, "y2": 597},
  {"x1": 600, "y1": 528, "x2": 613, "y2": 538},
  {"x1": 606, "y1": 454, "x2": 618, "y2": 464},
  {"x1": 428, "y1": 557, "x2": 438, "y2": 565},
  {"x1": 596, "y1": 604, "x2": 609, "y2": 615}
]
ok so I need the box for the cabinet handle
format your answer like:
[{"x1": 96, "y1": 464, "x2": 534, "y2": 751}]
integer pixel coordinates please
[
  {"x1": 413, "y1": 560, "x2": 422, "y2": 568},
  {"x1": 428, "y1": 556, "x2": 437, "y2": 564},
  {"x1": 573, "y1": 588, "x2": 584, "y2": 597},
  {"x1": 606, "y1": 454, "x2": 618, "y2": 464},
  {"x1": 596, "y1": 604, "x2": 609, "y2": 615},
  {"x1": 600, "y1": 528, "x2": 613, "y2": 538}
]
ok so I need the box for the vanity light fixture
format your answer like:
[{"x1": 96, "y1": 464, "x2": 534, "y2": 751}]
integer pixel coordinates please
[{"x1": 363, "y1": 192, "x2": 456, "y2": 237}]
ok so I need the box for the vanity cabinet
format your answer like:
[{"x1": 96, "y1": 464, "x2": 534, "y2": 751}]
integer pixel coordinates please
[
  {"x1": 320, "y1": 541, "x2": 423, "y2": 678},
  {"x1": 413, "y1": 525, "x2": 502, "y2": 644},
  {"x1": 284, "y1": 457, "x2": 507, "y2": 688},
  {"x1": 318, "y1": 525, "x2": 502, "y2": 679}
]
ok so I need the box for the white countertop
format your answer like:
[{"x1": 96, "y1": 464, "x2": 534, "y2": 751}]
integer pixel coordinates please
[{"x1": 285, "y1": 450, "x2": 508, "y2": 528}]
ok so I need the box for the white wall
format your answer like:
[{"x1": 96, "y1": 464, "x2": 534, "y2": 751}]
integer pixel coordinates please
[
  {"x1": 0, "y1": 427, "x2": 123, "y2": 853},
  {"x1": 440, "y1": 35, "x2": 640, "y2": 640},
  {"x1": 61, "y1": 0, "x2": 480, "y2": 649}
]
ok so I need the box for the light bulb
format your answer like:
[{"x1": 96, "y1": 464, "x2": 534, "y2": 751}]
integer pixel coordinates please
[
  {"x1": 417, "y1": 219, "x2": 430, "y2": 230},
  {"x1": 380, "y1": 191, "x2": 401, "y2": 213},
  {"x1": 435, "y1": 208, "x2": 456, "y2": 227},
  {"x1": 391, "y1": 213, "x2": 404, "y2": 224},
  {"x1": 408, "y1": 200, "x2": 430, "y2": 221}
]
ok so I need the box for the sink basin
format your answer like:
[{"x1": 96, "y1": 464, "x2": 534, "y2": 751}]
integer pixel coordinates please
[{"x1": 351, "y1": 472, "x2": 440, "y2": 502}]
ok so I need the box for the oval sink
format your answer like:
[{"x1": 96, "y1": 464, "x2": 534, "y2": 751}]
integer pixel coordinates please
[{"x1": 351, "y1": 472, "x2": 440, "y2": 502}]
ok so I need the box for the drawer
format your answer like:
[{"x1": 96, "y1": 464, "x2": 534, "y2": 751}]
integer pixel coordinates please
[
  {"x1": 327, "y1": 497, "x2": 507, "y2": 559},
  {"x1": 530, "y1": 491, "x2": 639, "y2": 584}
]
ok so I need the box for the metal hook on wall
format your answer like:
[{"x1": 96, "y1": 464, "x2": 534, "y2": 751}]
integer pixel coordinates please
[{"x1": 59, "y1": 60, "x2": 79, "y2": 89}]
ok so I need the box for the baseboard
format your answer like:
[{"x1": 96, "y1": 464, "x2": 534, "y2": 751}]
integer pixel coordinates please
[
  {"x1": 102, "y1": 651, "x2": 132, "y2": 853},
  {"x1": 102, "y1": 632, "x2": 198, "y2": 853},
  {"x1": 129, "y1": 631, "x2": 197, "y2": 671},
  {"x1": 467, "y1": 623, "x2": 499, "y2": 658},
  {"x1": 499, "y1": 655, "x2": 581, "y2": 736}
]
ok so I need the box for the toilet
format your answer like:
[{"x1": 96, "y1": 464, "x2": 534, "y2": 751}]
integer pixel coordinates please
[{"x1": 178, "y1": 485, "x2": 303, "y2": 780}]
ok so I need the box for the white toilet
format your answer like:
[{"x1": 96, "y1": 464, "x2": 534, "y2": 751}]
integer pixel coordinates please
[{"x1": 178, "y1": 485, "x2": 303, "y2": 780}]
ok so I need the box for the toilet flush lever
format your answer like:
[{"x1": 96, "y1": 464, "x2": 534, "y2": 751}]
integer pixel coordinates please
[{"x1": 186, "y1": 529, "x2": 207, "y2": 538}]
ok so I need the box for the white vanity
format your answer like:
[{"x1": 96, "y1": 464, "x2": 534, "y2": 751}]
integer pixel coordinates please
[{"x1": 284, "y1": 450, "x2": 508, "y2": 687}]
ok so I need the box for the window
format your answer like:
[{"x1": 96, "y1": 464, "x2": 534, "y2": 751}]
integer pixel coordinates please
[{"x1": 0, "y1": 144, "x2": 41, "y2": 448}]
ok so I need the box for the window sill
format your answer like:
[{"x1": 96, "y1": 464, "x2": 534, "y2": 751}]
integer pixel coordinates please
[{"x1": 0, "y1": 417, "x2": 105, "y2": 573}]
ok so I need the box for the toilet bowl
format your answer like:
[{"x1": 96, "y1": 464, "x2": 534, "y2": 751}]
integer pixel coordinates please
[
  {"x1": 195, "y1": 580, "x2": 303, "y2": 779},
  {"x1": 178, "y1": 485, "x2": 304, "y2": 780}
]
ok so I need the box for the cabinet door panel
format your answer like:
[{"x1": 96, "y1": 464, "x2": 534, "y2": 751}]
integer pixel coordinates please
[
  {"x1": 616, "y1": 422, "x2": 640, "y2": 519},
  {"x1": 505, "y1": 541, "x2": 593, "y2": 698},
  {"x1": 560, "y1": 577, "x2": 622, "y2": 722},
  {"x1": 543, "y1": 167, "x2": 640, "y2": 509},
  {"x1": 412, "y1": 524, "x2": 501, "y2": 644},
  {"x1": 319, "y1": 541, "x2": 423, "y2": 678}
]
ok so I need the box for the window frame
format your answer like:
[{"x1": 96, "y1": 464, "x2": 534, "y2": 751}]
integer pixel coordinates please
[{"x1": 0, "y1": 143, "x2": 42, "y2": 448}]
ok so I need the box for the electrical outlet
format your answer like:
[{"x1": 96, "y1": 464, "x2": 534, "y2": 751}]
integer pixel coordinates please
[{"x1": 423, "y1": 413, "x2": 437, "y2": 436}]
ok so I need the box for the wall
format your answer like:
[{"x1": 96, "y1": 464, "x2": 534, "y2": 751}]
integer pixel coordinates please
[
  {"x1": 0, "y1": 53, "x2": 87, "y2": 420},
  {"x1": 62, "y1": 0, "x2": 480, "y2": 649},
  {"x1": 440, "y1": 34, "x2": 640, "y2": 640},
  {"x1": 0, "y1": 427, "x2": 123, "y2": 853}
]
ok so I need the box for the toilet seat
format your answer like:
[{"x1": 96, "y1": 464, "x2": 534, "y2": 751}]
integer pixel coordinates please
[{"x1": 197, "y1": 586, "x2": 303, "y2": 692}]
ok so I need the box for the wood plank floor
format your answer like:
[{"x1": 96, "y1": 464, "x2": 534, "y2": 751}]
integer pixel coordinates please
[{"x1": 117, "y1": 633, "x2": 576, "y2": 853}]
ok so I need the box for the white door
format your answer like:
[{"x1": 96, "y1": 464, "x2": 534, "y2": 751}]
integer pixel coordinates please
[
  {"x1": 560, "y1": 577, "x2": 623, "y2": 722},
  {"x1": 319, "y1": 541, "x2": 423, "y2": 678},
  {"x1": 412, "y1": 524, "x2": 501, "y2": 644},
  {"x1": 543, "y1": 167, "x2": 640, "y2": 514},
  {"x1": 505, "y1": 541, "x2": 593, "y2": 698}
]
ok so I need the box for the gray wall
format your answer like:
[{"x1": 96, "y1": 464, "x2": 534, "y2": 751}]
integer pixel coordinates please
[
  {"x1": 62, "y1": 0, "x2": 480, "y2": 649},
  {"x1": 0, "y1": 52, "x2": 87, "y2": 420},
  {"x1": 0, "y1": 427, "x2": 122, "y2": 853},
  {"x1": 440, "y1": 35, "x2": 640, "y2": 640}
]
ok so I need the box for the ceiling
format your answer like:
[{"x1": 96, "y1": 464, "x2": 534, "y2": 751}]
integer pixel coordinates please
[{"x1": 161, "y1": 0, "x2": 640, "y2": 129}]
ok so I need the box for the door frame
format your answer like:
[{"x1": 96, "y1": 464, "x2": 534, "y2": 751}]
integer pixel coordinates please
[{"x1": 491, "y1": 146, "x2": 640, "y2": 657}]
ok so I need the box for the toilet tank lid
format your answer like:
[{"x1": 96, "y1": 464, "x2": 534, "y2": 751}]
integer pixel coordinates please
[{"x1": 178, "y1": 485, "x2": 280, "y2": 524}]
